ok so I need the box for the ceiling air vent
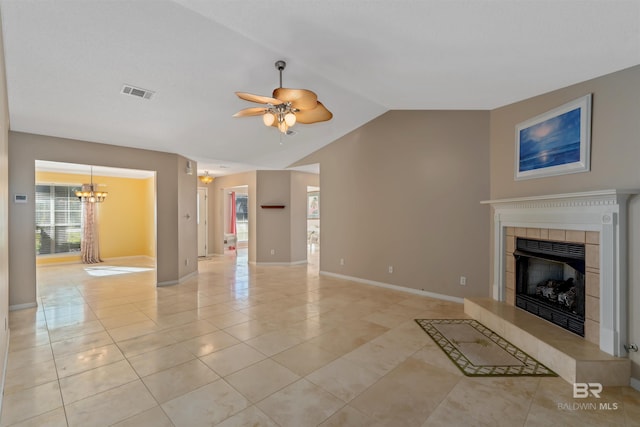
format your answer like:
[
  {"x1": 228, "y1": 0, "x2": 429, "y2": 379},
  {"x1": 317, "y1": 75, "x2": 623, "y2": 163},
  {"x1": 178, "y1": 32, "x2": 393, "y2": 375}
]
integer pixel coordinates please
[{"x1": 121, "y1": 84, "x2": 154, "y2": 100}]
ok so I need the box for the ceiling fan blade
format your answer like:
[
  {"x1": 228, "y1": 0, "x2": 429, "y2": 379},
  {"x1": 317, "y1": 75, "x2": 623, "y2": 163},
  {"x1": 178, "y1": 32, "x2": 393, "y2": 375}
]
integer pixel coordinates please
[
  {"x1": 295, "y1": 101, "x2": 333, "y2": 124},
  {"x1": 235, "y1": 92, "x2": 282, "y2": 105},
  {"x1": 233, "y1": 107, "x2": 267, "y2": 117},
  {"x1": 272, "y1": 88, "x2": 318, "y2": 110}
]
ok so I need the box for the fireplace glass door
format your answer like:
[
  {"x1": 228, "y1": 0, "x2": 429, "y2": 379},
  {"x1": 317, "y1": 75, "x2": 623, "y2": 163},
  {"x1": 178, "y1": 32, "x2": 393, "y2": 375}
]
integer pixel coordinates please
[{"x1": 514, "y1": 238, "x2": 585, "y2": 336}]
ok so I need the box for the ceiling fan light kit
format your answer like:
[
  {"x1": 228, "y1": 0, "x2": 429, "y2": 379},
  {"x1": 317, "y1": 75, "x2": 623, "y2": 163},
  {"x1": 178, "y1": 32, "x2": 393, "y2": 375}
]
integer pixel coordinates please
[{"x1": 234, "y1": 60, "x2": 332, "y2": 134}]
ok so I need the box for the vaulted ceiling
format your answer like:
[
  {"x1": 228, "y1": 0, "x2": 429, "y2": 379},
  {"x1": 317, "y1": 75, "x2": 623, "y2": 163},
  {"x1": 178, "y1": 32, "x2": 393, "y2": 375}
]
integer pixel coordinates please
[{"x1": 2, "y1": 0, "x2": 639, "y2": 176}]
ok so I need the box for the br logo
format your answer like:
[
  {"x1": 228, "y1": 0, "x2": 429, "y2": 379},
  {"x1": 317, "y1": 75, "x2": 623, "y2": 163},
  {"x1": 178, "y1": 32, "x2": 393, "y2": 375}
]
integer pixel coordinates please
[{"x1": 573, "y1": 382, "x2": 602, "y2": 398}]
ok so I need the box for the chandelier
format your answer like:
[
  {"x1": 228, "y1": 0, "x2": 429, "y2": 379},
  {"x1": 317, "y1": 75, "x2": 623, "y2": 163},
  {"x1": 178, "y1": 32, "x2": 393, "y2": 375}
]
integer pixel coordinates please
[
  {"x1": 75, "y1": 166, "x2": 108, "y2": 203},
  {"x1": 199, "y1": 171, "x2": 214, "y2": 184}
]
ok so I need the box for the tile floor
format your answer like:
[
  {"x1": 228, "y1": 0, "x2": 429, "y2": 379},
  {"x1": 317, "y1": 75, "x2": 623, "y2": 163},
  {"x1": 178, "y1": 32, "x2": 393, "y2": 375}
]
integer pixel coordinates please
[{"x1": 1, "y1": 251, "x2": 639, "y2": 426}]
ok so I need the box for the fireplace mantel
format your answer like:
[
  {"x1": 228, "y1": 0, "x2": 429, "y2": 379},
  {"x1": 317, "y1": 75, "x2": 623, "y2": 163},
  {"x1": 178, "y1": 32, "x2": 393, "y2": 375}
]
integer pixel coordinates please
[{"x1": 481, "y1": 189, "x2": 637, "y2": 356}]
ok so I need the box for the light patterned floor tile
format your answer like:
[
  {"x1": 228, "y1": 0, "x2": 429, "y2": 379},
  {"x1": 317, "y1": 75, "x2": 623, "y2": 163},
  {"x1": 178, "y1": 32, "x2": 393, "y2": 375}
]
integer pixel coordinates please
[
  {"x1": 141, "y1": 359, "x2": 219, "y2": 403},
  {"x1": 54, "y1": 343, "x2": 124, "y2": 378},
  {"x1": 163, "y1": 319, "x2": 219, "y2": 341},
  {"x1": 64, "y1": 380, "x2": 157, "y2": 427},
  {"x1": 318, "y1": 405, "x2": 374, "y2": 427},
  {"x1": 161, "y1": 380, "x2": 249, "y2": 426},
  {"x1": 4, "y1": 358, "x2": 58, "y2": 394},
  {"x1": 6, "y1": 344, "x2": 53, "y2": 371},
  {"x1": 199, "y1": 342, "x2": 266, "y2": 376},
  {"x1": 225, "y1": 359, "x2": 300, "y2": 403},
  {"x1": 350, "y1": 354, "x2": 461, "y2": 426},
  {"x1": 5, "y1": 407, "x2": 68, "y2": 427},
  {"x1": 245, "y1": 329, "x2": 304, "y2": 356},
  {"x1": 107, "y1": 320, "x2": 159, "y2": 342},
  {"x1": 271, "y1": 340, "x2": 339, "y2": 376},
  {"x1": 127, "y1": 343, "x2": 196, "y2": 377},
  {"x1": 306, "y1": 356, "x2": 382, "y2": 403},
  {"x1": 111, "y1": 406, "x2": 174, "y2": 427},
  {"x1": 0, "y1": 380, "x2": 63, "y2": 426},
  {"x1": 50, "y1": 330, "x2": 114, "y2": 358},
  {"x1": 59, "y1": 359, "x2": 139, "y2": 404},
  {"x1": 214, "y1": 405, "x2": 279, "y2": 427},
  {"x1": 116, "y1": 331, "x2": 178, "y2": 358},
  {"x1": 257, "y1": 379, "x2": 345, "y2": 427},
  {"x1": 2, "y1": 256, "x2": 638, "y2": 427},
  {"x1": 180, "y1": 330, "x2": 240, "y2": 356}
]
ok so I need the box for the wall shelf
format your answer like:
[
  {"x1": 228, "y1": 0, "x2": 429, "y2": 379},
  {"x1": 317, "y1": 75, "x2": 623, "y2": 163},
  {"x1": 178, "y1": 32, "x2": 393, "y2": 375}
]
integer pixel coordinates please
[{"x1": 260, "y1": 205, "x2": 285, "y2": 209}]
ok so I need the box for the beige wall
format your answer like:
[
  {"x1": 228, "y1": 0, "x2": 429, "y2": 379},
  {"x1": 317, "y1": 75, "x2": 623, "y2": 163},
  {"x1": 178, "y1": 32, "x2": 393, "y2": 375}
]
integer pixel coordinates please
[
  {"x1": 0, "y1": 10, "x2": 10, "y2": 410},
  {"x1": 8, "y1": 131, "x2": 197, "y2": 306},
  {"x1": 489, "y1": 64, "x2": 640, "y2": 381},
  {"x1": 256, "y1": 170, "x2": 292, "y2": 262},
  {"x1": 296, "y1": 110, "x2": 491, "y2": 298}
]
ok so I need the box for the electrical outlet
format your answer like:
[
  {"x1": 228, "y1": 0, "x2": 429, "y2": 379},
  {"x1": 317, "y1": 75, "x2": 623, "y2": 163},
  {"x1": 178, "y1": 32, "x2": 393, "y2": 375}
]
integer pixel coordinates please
[
  {"x1": 460, "y1": 276, "x2": 467, "y2": 286},
  {"x1": 388, "y1": 265, "x2": 394, "y2": 274},
  {"x1": 340, "y1": 258, "x2": 345, "y2": 266},
  {"x1": 185, "y1": 258, "x2": 189, "y2": 266},
  {"x1": 270, "y1": 249, "x2": 275, "y2": 255}
]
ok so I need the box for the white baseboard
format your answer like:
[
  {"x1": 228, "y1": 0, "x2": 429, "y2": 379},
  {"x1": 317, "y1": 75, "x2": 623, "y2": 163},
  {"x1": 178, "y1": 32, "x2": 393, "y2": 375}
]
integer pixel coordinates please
[
  {"x1": 0, "y1": 329, "x2": 9, "y2": 417},
  {"x1": 103, "y1": 255, "x2": 155, "y2": 262},
  {"x1": 9, "y1": 302, "x2": 37, "y2": 311},
  {"x1": 319, "y1": 271, "x2": 464, "y2": 304},
  {"x1": 253, "y1": 260, "x2": 308, "y2": 266},
  {"x1": 158, "y1": 270, "x2": 198, "y2": 286},
  {"x1": 631, "y1": 377, "x2": 640, "y2": 392},
  {"x1": 179, "y1": 270, "x2": 198, "y2": 283},
  {"x1": 157, "y1": 280, "x2": 177, "y2": 287}
]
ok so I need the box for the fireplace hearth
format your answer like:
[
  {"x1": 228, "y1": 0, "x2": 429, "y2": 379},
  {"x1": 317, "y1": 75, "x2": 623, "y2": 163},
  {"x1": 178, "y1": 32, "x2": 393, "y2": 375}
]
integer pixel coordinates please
[{"x1": 514, "y1": 238, "x2": 585, "y2": 336}]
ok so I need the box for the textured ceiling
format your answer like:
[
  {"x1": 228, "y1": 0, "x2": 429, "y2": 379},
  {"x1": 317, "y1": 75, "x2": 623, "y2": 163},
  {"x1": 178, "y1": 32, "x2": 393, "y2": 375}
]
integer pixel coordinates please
[{"x1": 2, "y1": 0, "x2": 639, "y2": 176}]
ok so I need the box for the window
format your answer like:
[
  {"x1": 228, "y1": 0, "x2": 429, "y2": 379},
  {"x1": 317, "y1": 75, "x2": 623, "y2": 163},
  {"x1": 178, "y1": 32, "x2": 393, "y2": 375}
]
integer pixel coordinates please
[{"x1": 35, "y1": 184, "x2": 82, "y2": 255}]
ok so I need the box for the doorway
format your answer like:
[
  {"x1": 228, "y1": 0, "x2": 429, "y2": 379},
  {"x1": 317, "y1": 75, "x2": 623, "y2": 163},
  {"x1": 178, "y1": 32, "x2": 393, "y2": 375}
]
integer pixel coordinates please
[
  {"x1": 34, "y1": 160, "x2": 157, "y2": 289},
  {"x1": 225, "y1": 186, "x2": 249, "y2": 259},
  {"x1": 307, "y1": 186, "x2": 320, "y2": 264}
]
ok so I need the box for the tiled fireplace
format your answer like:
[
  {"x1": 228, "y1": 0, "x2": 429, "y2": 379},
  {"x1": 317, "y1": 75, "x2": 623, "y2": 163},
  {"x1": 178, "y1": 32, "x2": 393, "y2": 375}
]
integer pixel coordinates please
[
  {"x1": 507, "y1": 228, "x2": 592, "y2": 340},
  {"x1": 483, "y1": 190, "x2": 634, "y2": 357},
  {"x1": 467, "y1": 190, "x2": 635, "y2": 385}
]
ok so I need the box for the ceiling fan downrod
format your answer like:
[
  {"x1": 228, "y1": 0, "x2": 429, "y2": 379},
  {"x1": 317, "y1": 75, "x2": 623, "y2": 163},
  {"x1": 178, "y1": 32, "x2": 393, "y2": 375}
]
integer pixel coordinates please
[{"x1": 275, "y1": 60, "x2": 286, "y2": 88}]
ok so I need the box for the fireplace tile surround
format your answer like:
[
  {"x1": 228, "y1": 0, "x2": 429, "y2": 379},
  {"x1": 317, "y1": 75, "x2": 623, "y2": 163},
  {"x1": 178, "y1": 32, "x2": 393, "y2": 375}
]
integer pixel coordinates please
[
  {"x1": 471, "y1": 190, "x2": 637, "y2": 385},
  {"x1": 506, "y1": 227, "x2": 595, "y2": 342}
]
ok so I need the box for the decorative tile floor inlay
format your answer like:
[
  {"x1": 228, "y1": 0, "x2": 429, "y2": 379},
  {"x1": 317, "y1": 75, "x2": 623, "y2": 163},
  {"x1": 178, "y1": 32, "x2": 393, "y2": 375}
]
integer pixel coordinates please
[{"x1": 415, "y1": 319, "x2": 557, "y2": 377}]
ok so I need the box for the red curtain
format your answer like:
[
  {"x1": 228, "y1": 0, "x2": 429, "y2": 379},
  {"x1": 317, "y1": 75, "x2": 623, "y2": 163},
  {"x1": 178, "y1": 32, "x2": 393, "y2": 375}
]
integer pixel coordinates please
[{"x1": 229, "y1": 191, "x2": 236, "y2": 235}]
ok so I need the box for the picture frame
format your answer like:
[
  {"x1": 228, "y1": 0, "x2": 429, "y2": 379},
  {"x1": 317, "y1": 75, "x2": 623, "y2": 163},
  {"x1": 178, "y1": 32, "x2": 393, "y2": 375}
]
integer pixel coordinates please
[
  {"x1": 307, "y1": 191, "x2": 319, "y2": 219},
  {"x1": 515, "y1": 94, "x2": 592, "y2": 180}
]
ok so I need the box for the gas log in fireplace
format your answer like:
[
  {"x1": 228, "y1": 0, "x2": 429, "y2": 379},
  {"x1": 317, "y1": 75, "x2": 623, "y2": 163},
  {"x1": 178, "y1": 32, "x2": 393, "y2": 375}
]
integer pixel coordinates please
[{"x1": 514, "y1": 238, "x2": 585, "y2": 336}]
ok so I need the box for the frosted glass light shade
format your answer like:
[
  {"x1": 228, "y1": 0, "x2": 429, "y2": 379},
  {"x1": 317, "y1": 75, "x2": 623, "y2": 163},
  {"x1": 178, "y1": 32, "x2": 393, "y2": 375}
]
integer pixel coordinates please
[
  {"x1": 263, "y1": 113, "x2": 275, "y2": 126},
  {"x1": 284, "y1": 112, "x2": 296, "y2": 126}
]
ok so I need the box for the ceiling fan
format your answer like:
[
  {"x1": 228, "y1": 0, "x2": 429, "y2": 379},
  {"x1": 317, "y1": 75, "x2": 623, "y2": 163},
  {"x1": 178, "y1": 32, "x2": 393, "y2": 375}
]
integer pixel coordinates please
[{"x1": 233, "y1": 60, "x2": 333, "y2": 134}]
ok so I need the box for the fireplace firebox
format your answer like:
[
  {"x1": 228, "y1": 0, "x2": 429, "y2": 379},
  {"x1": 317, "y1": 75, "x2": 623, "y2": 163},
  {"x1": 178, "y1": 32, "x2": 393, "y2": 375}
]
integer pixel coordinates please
[{"x1": 514, "y1": 238, "x2": 585, "y2": 336}]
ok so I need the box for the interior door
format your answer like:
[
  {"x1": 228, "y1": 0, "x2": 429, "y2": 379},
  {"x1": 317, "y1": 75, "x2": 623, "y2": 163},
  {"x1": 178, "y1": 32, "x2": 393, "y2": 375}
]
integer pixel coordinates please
[{"x1": 197, "y1": 187, "x2": 208, "y2": 257}]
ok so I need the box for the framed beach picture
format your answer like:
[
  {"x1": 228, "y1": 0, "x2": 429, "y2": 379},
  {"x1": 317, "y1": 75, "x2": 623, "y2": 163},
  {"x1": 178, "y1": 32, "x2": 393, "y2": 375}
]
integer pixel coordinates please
[
  {"x1": 515, "y1": 94, "x2": 592, "y2": 180},
  {"x1": 307, "y1": 192, "x2": 319, "y2": 219}
]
